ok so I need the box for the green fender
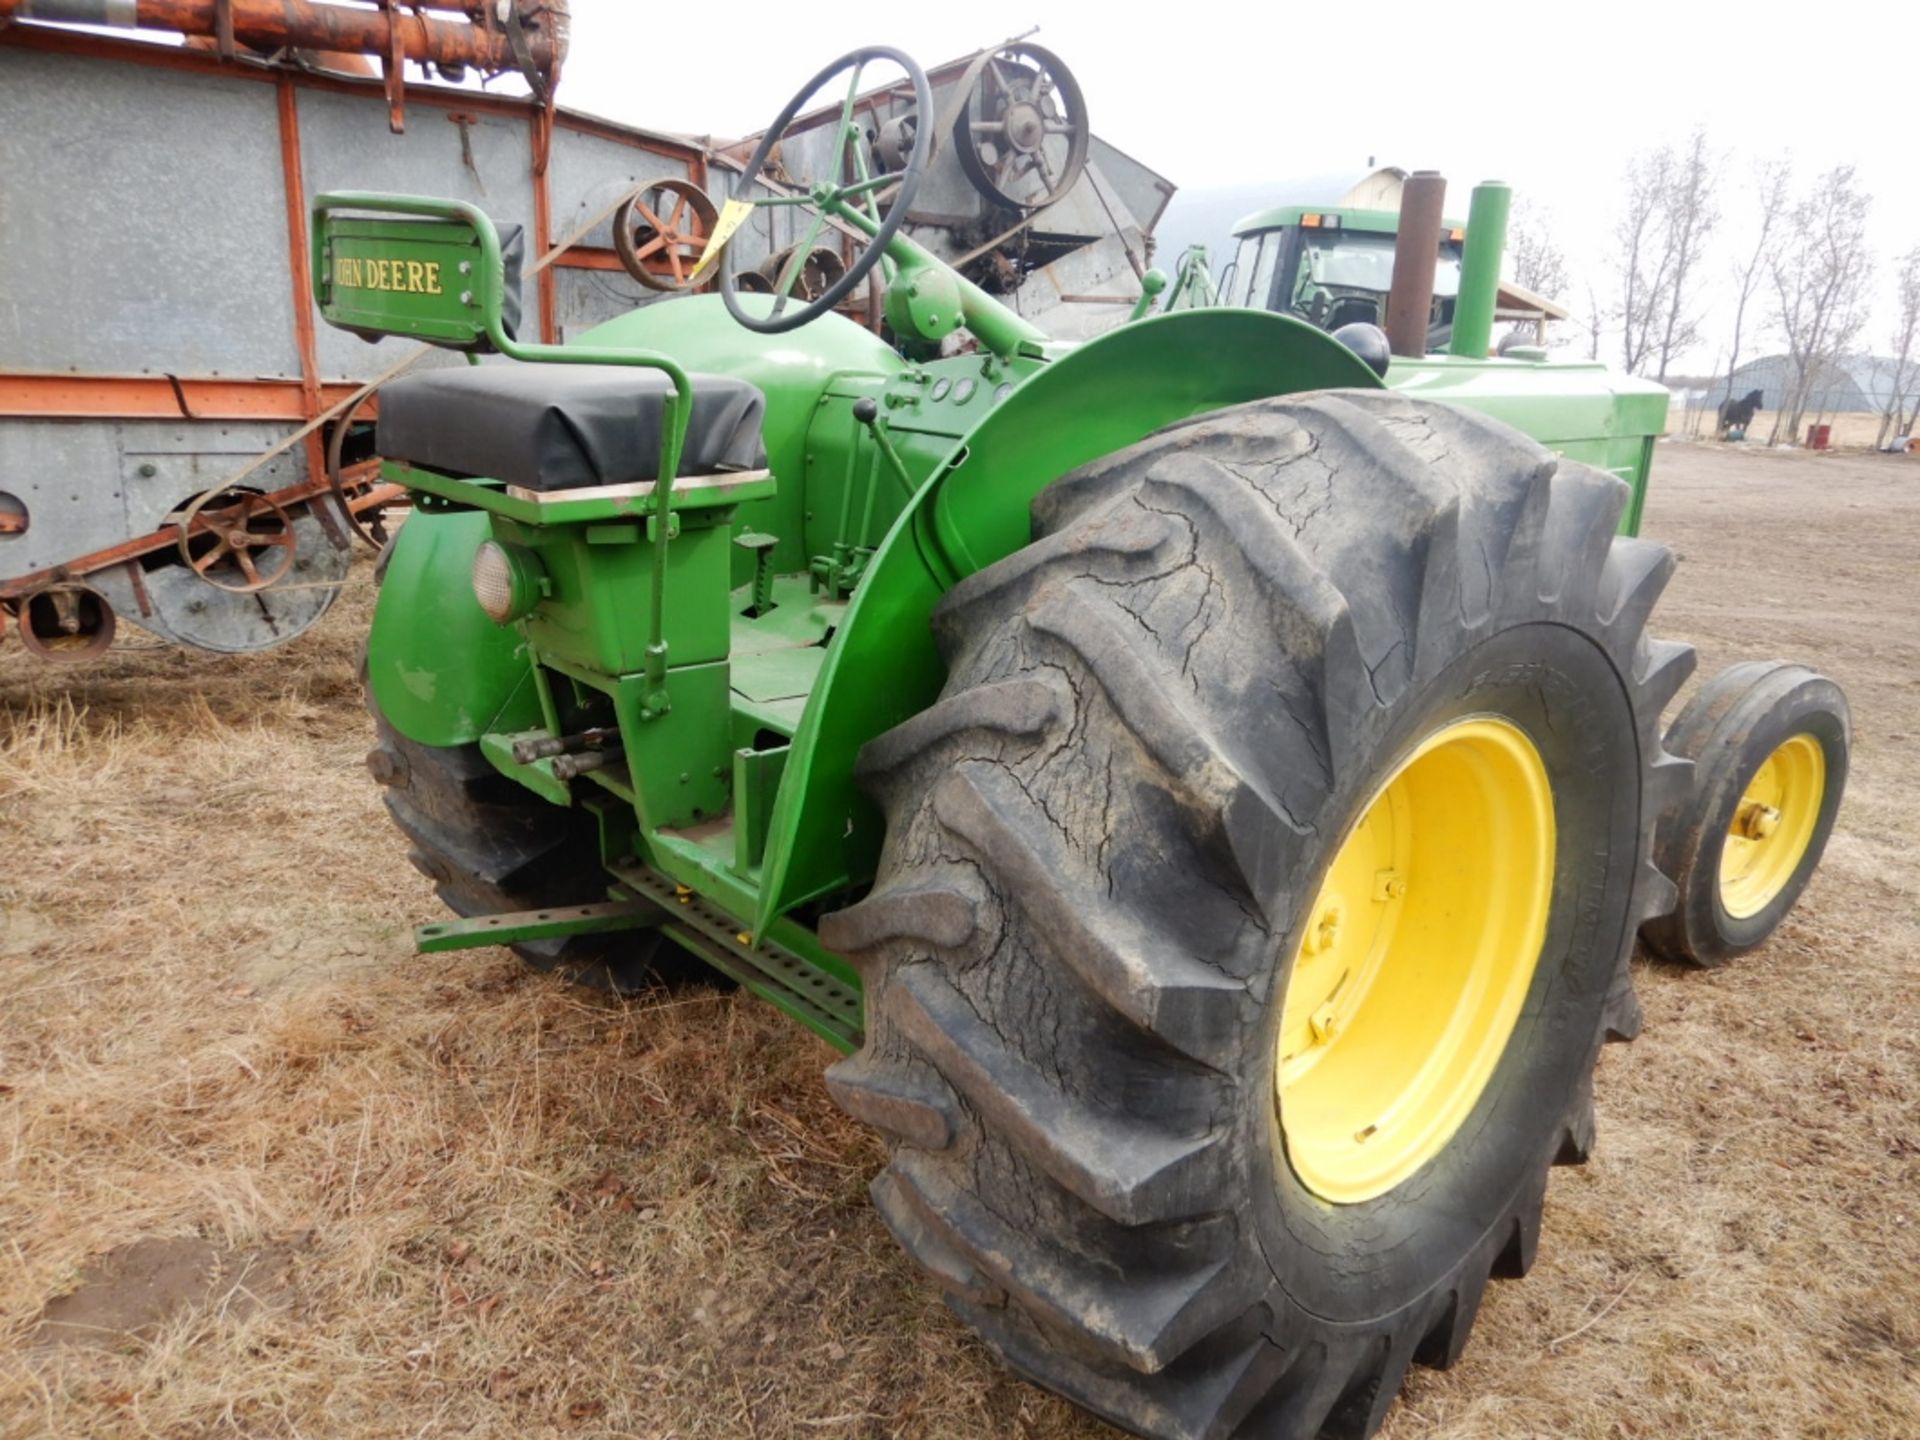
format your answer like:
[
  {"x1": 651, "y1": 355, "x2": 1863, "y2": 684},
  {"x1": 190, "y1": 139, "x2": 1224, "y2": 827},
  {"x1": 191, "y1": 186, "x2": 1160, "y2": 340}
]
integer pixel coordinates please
[
  {"x1": 755, "y1": 307, "x2": 1383, "y2": 930},
  {"x1": 366, "y1": 508, "x2": 542, "y2": 745}
]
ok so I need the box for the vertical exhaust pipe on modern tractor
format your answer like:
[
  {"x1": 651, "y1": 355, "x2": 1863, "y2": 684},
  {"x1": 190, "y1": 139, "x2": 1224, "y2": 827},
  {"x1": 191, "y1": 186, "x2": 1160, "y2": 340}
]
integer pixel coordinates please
[
  {"x1": 1385, "y1": 173, "x2": 1513, "y2": 361},
  {"x1": 1385, "y1": 170, "x2": 1447, "y2": 360},
  {"x1": 1450, "y1": 181, "x2": 1511, "y2": 359}
]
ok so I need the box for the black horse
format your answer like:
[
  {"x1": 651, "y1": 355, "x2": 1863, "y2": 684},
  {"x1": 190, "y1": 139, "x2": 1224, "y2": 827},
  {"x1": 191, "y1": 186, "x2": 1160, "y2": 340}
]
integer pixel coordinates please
[{"x1": 1718, "y1": 388, "x2": 1764, "y2": 436}]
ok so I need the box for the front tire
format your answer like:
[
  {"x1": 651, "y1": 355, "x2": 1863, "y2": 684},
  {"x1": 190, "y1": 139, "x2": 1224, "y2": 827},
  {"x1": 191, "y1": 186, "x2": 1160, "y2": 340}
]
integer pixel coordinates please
[
  {"x1": 1641, "y1": 661, "x2": 1849, "y2": 967},
  {"x1": 822, "y1": 393, "x2": 1692, "y2": 1439}
]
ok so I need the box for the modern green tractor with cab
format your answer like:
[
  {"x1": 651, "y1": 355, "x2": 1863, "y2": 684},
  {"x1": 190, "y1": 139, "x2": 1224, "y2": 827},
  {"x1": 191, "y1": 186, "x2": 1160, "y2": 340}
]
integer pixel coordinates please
[
  {"x1": 318, "y1": 47, "x2": 1851, "y2": 1440},
  {"x1": 1214, "y1": 201, "x2": 1468, "y2": 339}
]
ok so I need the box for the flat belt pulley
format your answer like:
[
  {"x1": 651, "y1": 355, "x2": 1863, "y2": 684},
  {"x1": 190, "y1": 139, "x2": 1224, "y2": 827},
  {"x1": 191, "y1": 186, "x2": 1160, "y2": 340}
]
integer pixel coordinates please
[
  {"x1": 325, "y1": 386, "x2": 392, "y2": 552},
  {"x1": 756, "y1": 243, "x2": 847, "y2": 301},
  {"x1": 613, "y1": 178, "x2": 721, "y2": 293},
  {"x1": 173, "y1": 487, "x2": 299, "y2": 594},
  {"x1": 950, "y1": 42, "x2": 1089, "y2": 212}
]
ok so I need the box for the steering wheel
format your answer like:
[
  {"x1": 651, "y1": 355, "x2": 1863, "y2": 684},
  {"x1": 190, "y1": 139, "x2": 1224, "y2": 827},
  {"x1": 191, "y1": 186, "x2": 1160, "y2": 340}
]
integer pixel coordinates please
[{"x1": 721, "y1": 46, "x2": 932, "y2": 334}]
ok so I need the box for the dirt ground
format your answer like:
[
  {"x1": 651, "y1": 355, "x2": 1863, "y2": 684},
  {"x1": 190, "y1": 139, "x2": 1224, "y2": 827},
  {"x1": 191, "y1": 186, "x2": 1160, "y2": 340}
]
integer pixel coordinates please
[{"x1": 2, "y1": 441, "x2": 1917, "y2": 1439}]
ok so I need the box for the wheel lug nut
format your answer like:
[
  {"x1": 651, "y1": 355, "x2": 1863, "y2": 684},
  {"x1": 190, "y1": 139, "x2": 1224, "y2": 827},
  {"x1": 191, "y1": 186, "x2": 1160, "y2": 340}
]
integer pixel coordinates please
[
  {"x1": 1736, "y1": 801, "x2": 1782, "y2": 840},
  {"x1": 1307, "y1": 902, "x2": 1344, "y2": 954}
]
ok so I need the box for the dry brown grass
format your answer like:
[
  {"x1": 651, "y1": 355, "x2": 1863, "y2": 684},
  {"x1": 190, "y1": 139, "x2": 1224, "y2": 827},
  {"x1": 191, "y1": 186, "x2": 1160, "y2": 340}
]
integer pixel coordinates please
[{"x1": 3, "y1": 445, "x2": 1918, "y2": 1439}]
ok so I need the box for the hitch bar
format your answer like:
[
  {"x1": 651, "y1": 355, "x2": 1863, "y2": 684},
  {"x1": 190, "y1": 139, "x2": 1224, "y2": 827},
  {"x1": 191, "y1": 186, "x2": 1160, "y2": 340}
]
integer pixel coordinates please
[{"x1": 415, "y1": 898, "x2": 664, "y2": 953}]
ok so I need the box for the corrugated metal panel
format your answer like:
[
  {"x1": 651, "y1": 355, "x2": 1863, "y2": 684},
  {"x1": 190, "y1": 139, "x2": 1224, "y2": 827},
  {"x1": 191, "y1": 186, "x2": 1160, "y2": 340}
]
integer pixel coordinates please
[{"x1": 0, "y1": 50, "x2": 300, "y2": 377}]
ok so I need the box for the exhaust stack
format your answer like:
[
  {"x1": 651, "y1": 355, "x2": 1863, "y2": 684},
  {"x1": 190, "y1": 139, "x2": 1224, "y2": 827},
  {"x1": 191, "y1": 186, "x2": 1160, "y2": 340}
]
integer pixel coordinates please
[
  {"x1": 1450, "y1": 181, "x2": 1512, "y2": 359},
  {"x1": 1385, "y1": 170, "x2": 1446, "y2": 360}
]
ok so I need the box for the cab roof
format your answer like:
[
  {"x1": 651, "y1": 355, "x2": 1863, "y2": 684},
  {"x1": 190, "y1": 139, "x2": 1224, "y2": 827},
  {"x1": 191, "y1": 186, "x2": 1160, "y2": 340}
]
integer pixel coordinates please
[{"x1": 1230, "y1": 205, "x2": 1468, "y2": 239}]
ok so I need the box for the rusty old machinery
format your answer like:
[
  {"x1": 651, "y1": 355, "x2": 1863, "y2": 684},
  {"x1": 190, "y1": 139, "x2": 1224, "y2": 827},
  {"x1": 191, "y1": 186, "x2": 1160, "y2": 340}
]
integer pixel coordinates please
[
  {"x1": 14, "y1": 583, "x2": 116, "y2": 661},
  {"x1": 0, "y1": 469, "x2": 398, "y2": 661},
  {"x1": 0, "y1": 0, "x2": 569, "y2": 131},
  {"x1": 612, "y1": 178, "x2": 721, "y2": 293},
  {"x1": 950, "y1": 42, "x2": 1088, "y2": 211},
  {"x1": 324, "y1": 390, "x2": 394, "y2": 552},
  {"x1": 757, "y1": 244, "x2": 848, "y2": 301},
  {"x1": 172, "y1": 487, "x2": 300, "y2": 593},
  {"x1": 3, "y1": 21, "x2": 1169, "y2": 662}
]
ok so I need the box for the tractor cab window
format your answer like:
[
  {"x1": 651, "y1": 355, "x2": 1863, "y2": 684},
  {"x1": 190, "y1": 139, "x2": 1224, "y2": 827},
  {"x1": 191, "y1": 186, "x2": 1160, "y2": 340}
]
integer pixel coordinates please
[
  {"x1": 1292, "y1": 230, "x2": 1462, "y2": 332},
  {"x1": 1230, "y1": 230, "x2": 1283, "y2": 310}
]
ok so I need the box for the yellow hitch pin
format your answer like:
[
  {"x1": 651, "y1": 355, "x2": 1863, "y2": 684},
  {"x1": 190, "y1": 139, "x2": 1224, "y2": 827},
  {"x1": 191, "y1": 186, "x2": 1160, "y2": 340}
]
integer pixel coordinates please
[{"x1": 689, "y1": 198, "x2": 756, "y2": 283}]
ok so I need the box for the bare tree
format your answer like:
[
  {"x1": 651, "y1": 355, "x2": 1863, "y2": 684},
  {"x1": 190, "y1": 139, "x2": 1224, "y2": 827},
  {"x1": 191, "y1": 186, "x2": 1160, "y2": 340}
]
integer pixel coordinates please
[
  {"x1": 1878, "y1": 244, "x2": 1920, "y2": 448},
  {"x1": 1722, "y1": 159, "x2": 1791, "y2": 405},
  {"x1": 1610, "y1": 134, "x2": 1723, "y2": 379},
  {"x1": 1583, "y1": 282, "x2": 1604, "y2": 361},
  {"x1": 1500, "y1": 198, "x2": 1572, "y2": 346},
  {"x1": 1650, "y1": 130, "x2": 1718, "y2": 381},
  {"x1": 1614, "y1": 146, "x2": 1676, "y2": 375},
  {"x1": 1768, "y1": 166, "x2": 1874, "y2": 444},
  {"x1": 1507, "y1": 198, "x2": 1571, "y2": 300}
]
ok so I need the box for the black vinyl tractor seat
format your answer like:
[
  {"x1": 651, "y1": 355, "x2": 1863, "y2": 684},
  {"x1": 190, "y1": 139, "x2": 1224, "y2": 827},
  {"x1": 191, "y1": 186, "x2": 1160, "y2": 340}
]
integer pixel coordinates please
[{"x1": 376, "y1": 364, "x2": 766, "y2": 493}]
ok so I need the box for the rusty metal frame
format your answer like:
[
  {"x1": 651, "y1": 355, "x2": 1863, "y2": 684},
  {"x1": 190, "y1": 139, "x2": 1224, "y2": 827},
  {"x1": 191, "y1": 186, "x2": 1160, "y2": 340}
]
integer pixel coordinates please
[
  {"x1": 275, "y1": 72, "x2": 334, "y2": 504},
  {"x1": 531, "y1": 103, "x2": 558, "y2": 344},
  {"x1": 0, "y1": 374, "x2": 374, "y2": 420},
  {"x1": 0, "y1": 1, "x2": 558, "y2": 76},
  {"x1": 0, "y1": 467, "x2": 402, "y2": 603}
]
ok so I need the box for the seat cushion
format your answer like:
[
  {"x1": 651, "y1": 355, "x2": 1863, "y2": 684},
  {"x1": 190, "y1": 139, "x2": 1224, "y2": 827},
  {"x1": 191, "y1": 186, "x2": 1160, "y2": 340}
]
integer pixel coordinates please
[{"x1": 376, "y1": 364, "x2": 766, "y2": 492}]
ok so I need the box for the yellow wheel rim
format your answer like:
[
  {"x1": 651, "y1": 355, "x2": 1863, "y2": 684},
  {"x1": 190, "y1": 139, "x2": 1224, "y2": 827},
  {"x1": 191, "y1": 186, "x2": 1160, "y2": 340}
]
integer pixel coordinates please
[
  {"x1": 1718, "y1": 734, "x2": 1825, "y2": 920},
  {"x1": 1275, "y1": 717, "x2": 1556, "y2": 1205}
]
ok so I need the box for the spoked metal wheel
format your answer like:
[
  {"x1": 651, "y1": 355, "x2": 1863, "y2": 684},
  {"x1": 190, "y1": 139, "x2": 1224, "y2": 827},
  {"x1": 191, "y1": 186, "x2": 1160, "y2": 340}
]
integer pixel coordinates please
[
  {"x1": 613, "y1": 178, "x2": 721, "y2": 293},
  {"x1": 951, "y1": 42, "x2": 1089, "y2": 211},
  {"x1": 174, "y1": 487, "x2": 298, "y2": 594}
]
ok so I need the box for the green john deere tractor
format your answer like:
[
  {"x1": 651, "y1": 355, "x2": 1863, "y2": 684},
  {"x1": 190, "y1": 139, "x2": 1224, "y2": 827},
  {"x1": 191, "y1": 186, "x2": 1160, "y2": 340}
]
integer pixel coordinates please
[
  {"x1": 1211, "y1": 202, "x2": 1470, "y2": 341},
  {"x1": 316, "y1": 47, "x2": 1851, "y2": 1440}
]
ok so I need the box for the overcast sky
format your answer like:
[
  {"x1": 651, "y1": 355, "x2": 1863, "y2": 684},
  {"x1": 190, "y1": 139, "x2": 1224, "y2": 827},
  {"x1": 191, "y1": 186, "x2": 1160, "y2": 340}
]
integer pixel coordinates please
[{"x1": 554, "y1": 1, "x2": 1914, "y2": 374}]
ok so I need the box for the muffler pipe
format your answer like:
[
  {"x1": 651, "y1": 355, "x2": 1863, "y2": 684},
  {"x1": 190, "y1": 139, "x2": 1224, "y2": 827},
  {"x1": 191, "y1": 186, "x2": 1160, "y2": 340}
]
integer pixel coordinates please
[{"x1": 1385, "y1": 170, "x2": 1447, "y2": 360}]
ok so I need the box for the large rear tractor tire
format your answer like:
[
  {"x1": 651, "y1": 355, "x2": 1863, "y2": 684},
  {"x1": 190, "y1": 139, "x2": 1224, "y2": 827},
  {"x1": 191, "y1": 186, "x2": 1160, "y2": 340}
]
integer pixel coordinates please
[
  {"x1": 365, "y1": 687, "x2": 712, "y2": 993},
  {"x1": 821, "y1": 392, "x2": 1693, "y2": 1439}
]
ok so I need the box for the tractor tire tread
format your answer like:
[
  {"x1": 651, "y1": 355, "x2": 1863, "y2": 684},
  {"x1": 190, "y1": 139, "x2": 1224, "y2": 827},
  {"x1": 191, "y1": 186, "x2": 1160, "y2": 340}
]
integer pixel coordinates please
[{"x1": 825, "y1": 390, "x2": 1689, "y2": 1438}]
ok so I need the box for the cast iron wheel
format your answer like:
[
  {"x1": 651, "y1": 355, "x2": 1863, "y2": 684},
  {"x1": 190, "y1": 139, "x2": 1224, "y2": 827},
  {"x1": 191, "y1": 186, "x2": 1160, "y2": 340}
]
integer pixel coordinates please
[
  {"x1": 1641, "y1": 661, "x2": 1849, "y2": 968},
  {"x1": 820, "y1": 392, "x2": 1694, "y2": 1440},
  {"x1": 363, "y1": 670, "x2": 719, "y2": 994},
  {"x1": 951, "y1": 42, "x2": 1089, "y2": 212},
  {"x1": 613, "y1": 178, "x2": 721, "y2": 293}
]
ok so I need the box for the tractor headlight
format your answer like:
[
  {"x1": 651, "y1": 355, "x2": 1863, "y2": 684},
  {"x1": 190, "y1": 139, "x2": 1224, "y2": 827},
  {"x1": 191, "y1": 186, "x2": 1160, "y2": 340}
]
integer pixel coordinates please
[{"x1": 471, "y1": 539, "x2": 544, "y2": 624}]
